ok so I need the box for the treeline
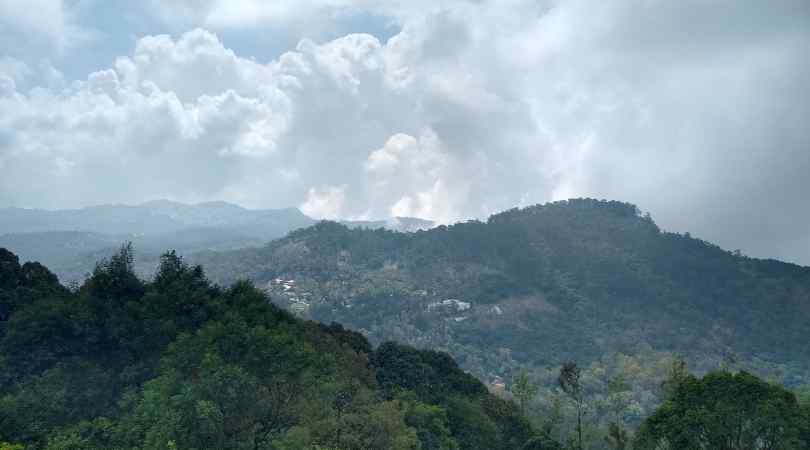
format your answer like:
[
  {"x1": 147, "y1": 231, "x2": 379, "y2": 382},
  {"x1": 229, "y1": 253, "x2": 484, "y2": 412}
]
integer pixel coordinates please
[
  {"x1": 512, "y1": 360, "x2": 810, "y2": 449},
  {"x1": 195, "y1": 199, "x2": 810, "y2": 367},
  {"x1": 1, "y1": 245, "x2": 808, "y2": 449},
  {"x1": 190, "y1": 199, "x2": 810, "y2": 421},
  {"x1": 0, "y1": 246, "x2": 535, "y2": 449}
]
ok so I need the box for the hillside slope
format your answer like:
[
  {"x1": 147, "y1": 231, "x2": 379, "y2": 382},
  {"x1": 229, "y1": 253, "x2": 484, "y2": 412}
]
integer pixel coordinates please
[
  {"x1": 0, "y1": 201, "x2": 315, "y2": 283},
  {"x1": 0, "y1": 201, "x2": 437, "y2": 284},
  {"x1": 0, "y1": 200, "x2": 314, "y2": 236},
  {"x1": 0, "y1": 247, "x2": 537, "y2": 449},
  {"x1": 194, "y1": 199, "x2": 810, "y2": 420}
]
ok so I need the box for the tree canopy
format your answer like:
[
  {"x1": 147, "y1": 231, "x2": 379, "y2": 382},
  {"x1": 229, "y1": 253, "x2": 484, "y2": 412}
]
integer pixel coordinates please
[
  {"x1": 635, "y1": 370, "x2": 807, "y2": 450},
  {"x1": 0, "y1": 246, "x2": 542, "y2": 450}
]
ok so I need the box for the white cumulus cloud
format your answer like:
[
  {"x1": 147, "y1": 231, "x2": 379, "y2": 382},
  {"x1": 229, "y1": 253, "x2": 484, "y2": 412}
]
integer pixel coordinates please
[{"x1": 0, "y1": 0, "x2": 809, "y2": 263}]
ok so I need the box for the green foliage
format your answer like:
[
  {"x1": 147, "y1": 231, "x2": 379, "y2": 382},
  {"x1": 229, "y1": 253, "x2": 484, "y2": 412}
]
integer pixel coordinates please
[
  {"x1": 558, "y1": 362, "x2": 585, "y2": 450},
  {"x1": 192, "y1": 198, "x2": 810, "y2": 436},
  {"x1": 605, "y1": 422, "x2": 629, "y2": 450},
  {"x1": 372, "y1": 341, "x2": 487, "y2": 402},
  {"x1": 0, "y1": 248, "x2": 66, "y2": 327},
  {"x1": 445, "y1": 395, "x2": 500, "y2": 450},
  {"x1": 521, "y1": 435, "x2": 562, "y2": 450},
  {"x1": 400, "y1": 399, "x2": 459, "y2": 450},
  {"x1": 0, "y1": 246, "x2": 544, "y2": 449},
  {"x1": 512, "y1": 370, "x2": 538, "y2": 413},
  {"x1": 369, "y1": 341, "x2": 534, "y2": 449},
  {"x1": 634, "y1": 370, "x2": 805, "y2": 450},
  {"x1": 183, "y1": 202, "x2": 809, "y2": 449},
  {"x1": 5, "y1": 196, "x2": 808, "y2": 449},
  {"x1": 604, "y1": 375, "x2": 632, "y2": 449},
  {"x1": 800, "y1": 400, "x2": 810, "y2": 450},
  {"x1": 0, "y1": 443, "x2": 24, "y2": 450}
]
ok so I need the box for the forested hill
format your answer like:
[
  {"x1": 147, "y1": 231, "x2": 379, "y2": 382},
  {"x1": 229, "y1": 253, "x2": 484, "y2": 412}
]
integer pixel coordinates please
[
  {"x1": 193, "y1": 199, "x2": 810, "y2": 412},
  {"x1": 0, "y1": 247, "x2": 539, "y2": 449},
  {"x1": 2, "y1": 200, "x2": 809, "y2": 449},
  {"x1": 0, "y1": 200, "x2": 433, "y2": 284},
  {"x1": 0, "y1": 200, "x2": 315, "y2": 283}
]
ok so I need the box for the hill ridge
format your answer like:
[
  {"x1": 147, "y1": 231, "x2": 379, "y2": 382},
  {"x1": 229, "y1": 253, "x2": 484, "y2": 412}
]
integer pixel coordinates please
[{"x1": 190, "y1": 198, "x2": 810, "y2": 416}]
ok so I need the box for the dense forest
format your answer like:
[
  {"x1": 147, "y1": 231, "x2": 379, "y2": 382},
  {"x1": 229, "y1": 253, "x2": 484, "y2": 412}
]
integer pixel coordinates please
[
  {"x1": 1, "y1": 245, "x2": 808, "y2": 449},
  {"x1": 2, "y1": 199, "x2": 809, "y2": 448},
  {"x1": 0, "y1": 246, "x2": 539, "y2": 449},
  {"x1": 190, "y1": 199, "x2": 810, "y2": 443}
]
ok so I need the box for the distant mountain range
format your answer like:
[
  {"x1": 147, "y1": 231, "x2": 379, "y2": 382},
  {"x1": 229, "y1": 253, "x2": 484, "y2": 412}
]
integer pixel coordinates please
[
  {"x1": 0, "y1": 200, "x2": 435, "y2": 282},
  {"x1": 0, "y1": 200, "x2": 314, "y2": 236}
]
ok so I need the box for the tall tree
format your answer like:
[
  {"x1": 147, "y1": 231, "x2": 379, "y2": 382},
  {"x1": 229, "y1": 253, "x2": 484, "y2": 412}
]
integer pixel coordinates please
[
  {"x1": 604, "y1": 375, "x2": 631, "y2": 450},
  {"x1": 512, "y1": 369, "x2": 538, "y2": 414},
  {"x1": 659, "y1": 356, "x2": 688, "y2": 401},
  {"x1": 558, "y1": 362, "x2": 585, "y2": 450}
]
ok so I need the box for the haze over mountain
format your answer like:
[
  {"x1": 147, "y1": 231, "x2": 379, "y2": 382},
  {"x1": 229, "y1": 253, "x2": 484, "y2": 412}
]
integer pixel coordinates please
[
  {"x1": 0, "y1": 200, "x2": 434, "y2": 283},
  {"x1": 0, "y1": 200, "x2": 313, "y2": 236},
  {"x1": 2, "y1": 1, "x2": 809, "y2": 264}
]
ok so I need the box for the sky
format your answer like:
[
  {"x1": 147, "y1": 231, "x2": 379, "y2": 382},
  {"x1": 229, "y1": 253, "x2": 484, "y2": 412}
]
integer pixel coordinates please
[{"x1": 0, "y1": 0, "x2": 809, "y2": 264}]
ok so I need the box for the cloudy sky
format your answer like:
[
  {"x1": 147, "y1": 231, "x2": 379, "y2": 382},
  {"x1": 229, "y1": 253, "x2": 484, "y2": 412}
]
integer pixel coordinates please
[{"x1": 0, "y1": 0, "x2": 808, "y2": 263}]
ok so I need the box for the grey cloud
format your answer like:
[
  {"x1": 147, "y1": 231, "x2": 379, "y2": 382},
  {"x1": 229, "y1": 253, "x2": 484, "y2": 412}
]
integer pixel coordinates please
[
  {"x1": 520, "y1": 0, "x2": 810, "y2": 263},
  {"x1": 0, "y1": 0, "x2": 808, "y2": 264}
]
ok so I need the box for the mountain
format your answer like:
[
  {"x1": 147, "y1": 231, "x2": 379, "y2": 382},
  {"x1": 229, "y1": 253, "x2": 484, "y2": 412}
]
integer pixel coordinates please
[
  {"x1": 0, "y1": 201, "x2": 436, "y2": 284},
  {"x1": 0, "y1": 231, "x2": 122, "y2": 282},
  {"x1": 192, "y1": 198, "x2": 810, "y2": 423},
  {"x1": 0, "y1": 200, "x2": 316, "y2": 283},
  {"x1": 1, "y1": 207, "x2": 807, "y2": 449},
  {"x1": 0, "y1": 247, "x2": 539, "y2": 449},
  {"x1": 0, "y1": 200, "x2": 315, "y2": 237}
]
